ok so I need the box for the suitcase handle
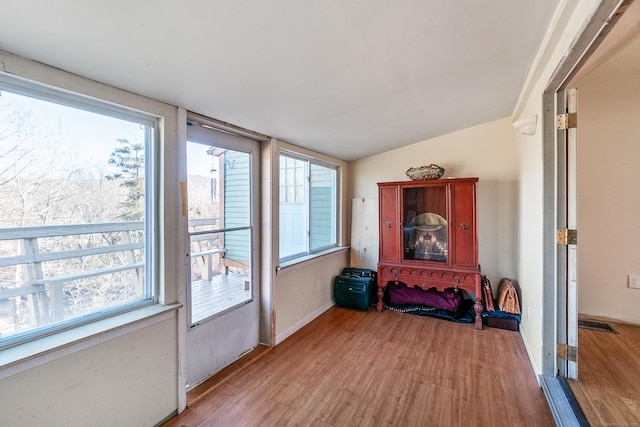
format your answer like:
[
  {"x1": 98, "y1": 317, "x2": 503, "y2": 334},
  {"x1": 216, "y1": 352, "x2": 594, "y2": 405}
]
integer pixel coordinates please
[{"x1": 344, "y1": 272, "x2": 373, "y2": 277}]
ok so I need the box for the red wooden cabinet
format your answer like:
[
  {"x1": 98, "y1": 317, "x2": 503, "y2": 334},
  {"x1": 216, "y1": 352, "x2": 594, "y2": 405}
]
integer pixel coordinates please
[{"x1": 377, "y1": 178, "x2": 483, "y2": 329}]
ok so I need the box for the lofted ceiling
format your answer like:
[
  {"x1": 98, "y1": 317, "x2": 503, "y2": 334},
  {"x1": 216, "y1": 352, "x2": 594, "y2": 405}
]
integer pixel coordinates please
[{"x1": 0, "y1": 1, "x2": 559, "y2": 161}]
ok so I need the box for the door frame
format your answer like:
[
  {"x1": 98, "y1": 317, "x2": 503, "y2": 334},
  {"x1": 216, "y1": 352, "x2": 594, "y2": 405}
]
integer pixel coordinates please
[
  {"x1": 538, "y1": 4, "x2": 632, "y2": 423},
  {"x1": 176, "y1": 109, "x2": 270, "y2": 412},
  {"x1": 541, "y1": 0, "x2": 632, "y2": 379}
]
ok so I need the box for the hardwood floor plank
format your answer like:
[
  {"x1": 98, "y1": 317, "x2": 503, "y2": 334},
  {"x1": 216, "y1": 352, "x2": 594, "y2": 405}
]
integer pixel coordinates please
[
  {"x1": 613, "y1": 321, "x2": 640, "y2": 358},
  {"x1": 163, "y1": 307, "x2": 553, "y2": 426},
  {"x1": 569, "y1": 320, "x2": 640, "y2": 427},
  {"x1": 162, "y1": 383, "x2": 246, "y2": 427},
  {"x1": 188, "y1": 344, "x2": 271, "y2": 406}
]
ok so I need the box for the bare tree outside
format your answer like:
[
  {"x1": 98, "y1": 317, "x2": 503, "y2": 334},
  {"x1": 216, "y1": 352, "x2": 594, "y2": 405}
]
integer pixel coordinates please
[
  {"x1": 105, "y1": 138, "x2": 145, "y2": 221},
  {"x1": 0, "y1": 88, "x2": 150, "y2": 340},
  {"x1": 0, "y1": 86, "x2": 220, "y2": 343}
]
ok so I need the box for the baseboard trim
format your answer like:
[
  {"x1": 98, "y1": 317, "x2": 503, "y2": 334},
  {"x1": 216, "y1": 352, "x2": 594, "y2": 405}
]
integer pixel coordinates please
[
  {"x1": 275, "y1": 301, "x2": 335, "y2": 345},
  {"x1": 154, "y1": 410, "x2": 178, "y2": 427},
  {"x1": 519, "y1": 327, "x2": 542, "y2": 386}
]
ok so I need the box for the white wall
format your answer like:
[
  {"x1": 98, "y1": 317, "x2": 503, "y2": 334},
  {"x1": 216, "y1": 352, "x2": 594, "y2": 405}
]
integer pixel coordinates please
[
  {"x1": 351, "y1": 117, "x2": 519, "y2": 295},
  {"x1": 0, "y1": 4, "x2": 619, "y2": 422},
  {"x1": 274, "y1": 249, "x2": 349, "y2": 343},
  {"x1": 0, "y1": 52, "x2": 182, "y2": 426},
  {"x1": 512, "y1": 0, "x2": 603, "y2": 374},
  {"x1": 263, "y1": 138, "x2": 351, "y2": 345},
  {"x1": 350, "y1": 0, "x2": 616, "y2": 378},
  {"x1": 1, "y1": 316, "x2": 178, "y2": 426},
  {"x1": 573, "y1": 37, "x2": 640, "y2": 324},
  {"x1": 0, "y1": 50, "x2": 352, "y2": 426}
]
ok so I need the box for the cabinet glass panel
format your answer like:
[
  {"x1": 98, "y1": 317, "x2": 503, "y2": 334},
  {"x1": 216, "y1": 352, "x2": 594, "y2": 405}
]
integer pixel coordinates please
[{"x1": 403, "y1": 186, "x2": 447, "y2": 262}]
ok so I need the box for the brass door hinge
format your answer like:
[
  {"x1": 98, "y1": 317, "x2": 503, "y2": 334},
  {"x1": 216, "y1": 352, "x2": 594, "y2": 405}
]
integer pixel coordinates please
[
  {"x1": 556, "y1": 113, "x2": 577, "y2": 129},
  {"x1": 557, "y1": 343, "x2": 577, "y2": 362},
  {"x1": 557, "y1": 229, "x2": 577, "y2": 245}
]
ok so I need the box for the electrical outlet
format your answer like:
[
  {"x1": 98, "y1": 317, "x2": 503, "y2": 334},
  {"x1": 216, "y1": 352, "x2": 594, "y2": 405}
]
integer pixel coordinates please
[
  {"x1": 316, "y1": 279, "x2": 321, "y2": 291},
  {"x1": 629, "y1": 275, "x2": 640, "y2": 289}
]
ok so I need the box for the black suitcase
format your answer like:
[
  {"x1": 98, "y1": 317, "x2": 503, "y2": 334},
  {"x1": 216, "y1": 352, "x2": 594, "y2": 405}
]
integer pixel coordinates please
[
  {"x1": 334, "y1": 268, "x2": 377, "y2": 311},
  {"x1": 341, "y1": 267, "x2": 377, "y2": 279}
]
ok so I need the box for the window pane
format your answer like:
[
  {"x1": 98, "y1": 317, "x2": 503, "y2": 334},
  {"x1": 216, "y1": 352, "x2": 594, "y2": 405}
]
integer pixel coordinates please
[
  {"x1": 310, "y1": 163, "x2": 336, "y2": 250},
  {"x1": 189, "y1": 229, "x2": 251, "y2": 324},
  {"x1": 187, "y1": 142, "x2": 252, "y2": 324},
  {"x1": 280, "y1": 155, "x2": 305, "y2": 206},
  {"x1": 279, "y1": 154, "x2": 338, "y2": 262},
  {"x1": 295, "y1": 164, "x2": 304, "y2": 184},
  {"x1": 222, "y1": 151, "x2": 251, "y2": 227},
  {"x1": 294, "y1": 185, "x2": 304, "y2": 204},
  {"x1": 0, "y1": 84, "x2": 153, "y2": 346},
  {"x1": 286, "y1": 167, "x2": 295, "y2": 186},
  {"x1": 186, "y1": 141, "x2": 221, "y2": 229},
  {"x1": 287, "y1": 187, "x2": 295, "y2": 204},
  {"x1": 279, "y1": 154, "x2": 306, "y2": 259}
]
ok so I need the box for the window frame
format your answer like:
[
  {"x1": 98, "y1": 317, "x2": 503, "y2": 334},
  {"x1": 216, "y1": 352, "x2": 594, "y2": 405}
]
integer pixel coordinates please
[
  {"x1": 278, "y1": 150, "x2": 338, "y2": 263},
  {"x1": 0, "y1": 73, "x2": 160, "y2": 350}
]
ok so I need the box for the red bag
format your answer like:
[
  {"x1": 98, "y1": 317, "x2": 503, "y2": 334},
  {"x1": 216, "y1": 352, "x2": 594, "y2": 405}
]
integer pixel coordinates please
[
  {"x1": 389, "y1": 283, "x2": 462, "y2": 312},
  {"x1": 482, "y1": 275, "x2": 495, "y2": 311}
]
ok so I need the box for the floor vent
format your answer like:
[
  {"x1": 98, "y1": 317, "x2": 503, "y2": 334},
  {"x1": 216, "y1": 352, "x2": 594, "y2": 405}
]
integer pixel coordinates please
[{"x1": 578, "y1": 319, "x2": 617, "y2": 334}]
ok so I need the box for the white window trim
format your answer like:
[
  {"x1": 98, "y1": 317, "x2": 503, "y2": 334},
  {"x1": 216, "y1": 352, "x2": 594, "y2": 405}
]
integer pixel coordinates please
[
  {"x1": 276, "y1": 245, "x2": 349, "y2": 273},
  {"x1": 0, "y1": 52, "x2": 181, "y2": 371},
  {"x1": 278, "y1": 150, "x2": 340, "y2": 262},
  {"x1": 0, "y1": 71, "x2": 162, "y2": 350},
  {"x1": 0, "y1": 302, "x2": 181, "y2": 380}
]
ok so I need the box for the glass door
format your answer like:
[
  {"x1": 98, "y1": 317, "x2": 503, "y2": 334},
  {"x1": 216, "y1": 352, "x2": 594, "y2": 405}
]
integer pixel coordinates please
[
  {"x1": 185, "y1": 121, "x2": 260, "y2": 390},
  {"x1": 402, "y1": 186, "x2": 448, "y2": 262},
  {"x1": 187, "y1": 144, "x2": 252, "y2": 325}
]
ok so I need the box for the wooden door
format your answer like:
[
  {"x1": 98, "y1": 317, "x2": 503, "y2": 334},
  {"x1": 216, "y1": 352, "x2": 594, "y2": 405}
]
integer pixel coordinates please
[
  {"x1": 378, "y1": 184, "x2": 400, "y2": 262},
  {"x1": 450, "y1": 181, "x2": 478, "y2": 267}
]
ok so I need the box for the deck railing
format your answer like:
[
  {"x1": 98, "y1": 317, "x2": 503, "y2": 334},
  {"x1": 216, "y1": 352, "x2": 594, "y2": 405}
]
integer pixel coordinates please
[
  {"x1": 0, "y1": 218, "x2": 225, "y2": 337},
  {"x1": 0, "y1": 222, "x2": 146, "y2": 332}
]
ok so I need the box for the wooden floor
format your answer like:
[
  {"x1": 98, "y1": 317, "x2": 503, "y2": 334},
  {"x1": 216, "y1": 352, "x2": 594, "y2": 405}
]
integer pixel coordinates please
[
  {"x1": 568, "y1": 317, "x2": 640, "y2": 427},
  {"x1": 163, "y1": 306, "x2": 554, "y2": 427}
]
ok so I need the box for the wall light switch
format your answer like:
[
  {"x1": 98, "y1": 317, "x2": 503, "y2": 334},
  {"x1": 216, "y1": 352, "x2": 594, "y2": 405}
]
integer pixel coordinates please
[{"x1": 629, "y1": 275, "x2": 640, "y2": 289}]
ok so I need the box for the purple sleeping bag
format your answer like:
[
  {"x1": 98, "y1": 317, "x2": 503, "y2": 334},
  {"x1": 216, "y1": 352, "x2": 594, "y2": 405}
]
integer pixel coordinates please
[{"x1": 389, "y1": 283, "x2": 462, "y2": 312}]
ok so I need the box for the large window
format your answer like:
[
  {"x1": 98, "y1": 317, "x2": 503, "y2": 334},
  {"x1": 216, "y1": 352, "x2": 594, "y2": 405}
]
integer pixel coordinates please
[
  {"x1": 279, "y1": 153, "x2": 337, "y2": 261},
  {"x1": 0, "y1": 75, "x2": 158, "y2": 349}
]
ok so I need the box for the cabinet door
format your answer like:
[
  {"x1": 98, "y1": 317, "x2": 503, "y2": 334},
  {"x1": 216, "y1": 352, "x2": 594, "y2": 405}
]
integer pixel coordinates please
[
  {"x1": 379, "y1": 184, "x2": 401, "y2": 262},
  {"x1": 451, "y1": 182, "x2": 477, "y2": 267}
]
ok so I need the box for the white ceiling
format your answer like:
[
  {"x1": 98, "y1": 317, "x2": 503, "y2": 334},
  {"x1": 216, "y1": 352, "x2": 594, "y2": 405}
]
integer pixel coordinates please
[{"x1": 0, "y1": 1, "x2": 559, "y2": 161}]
